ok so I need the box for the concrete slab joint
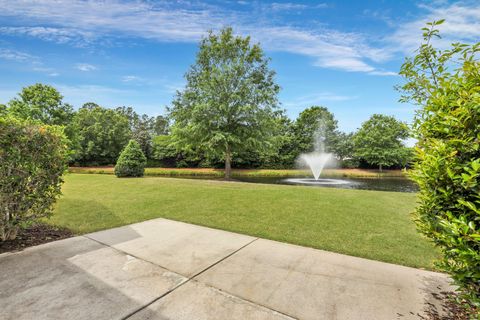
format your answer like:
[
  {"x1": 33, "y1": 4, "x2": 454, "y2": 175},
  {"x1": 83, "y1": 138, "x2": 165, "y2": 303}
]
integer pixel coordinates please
[{"x1": 0, "y1": 218, "x2": 453, "y2": 320}]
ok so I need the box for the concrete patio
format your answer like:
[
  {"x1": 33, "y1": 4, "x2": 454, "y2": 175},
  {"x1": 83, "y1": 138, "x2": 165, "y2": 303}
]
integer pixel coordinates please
[{"x1": 0, "y1": 218, "x2": 452, "y2": 319}]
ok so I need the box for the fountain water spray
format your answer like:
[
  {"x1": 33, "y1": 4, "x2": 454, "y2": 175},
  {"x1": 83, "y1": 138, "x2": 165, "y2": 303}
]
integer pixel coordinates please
[{"x1": 298, "y1": 121, "x2": 334, "y2": 180}]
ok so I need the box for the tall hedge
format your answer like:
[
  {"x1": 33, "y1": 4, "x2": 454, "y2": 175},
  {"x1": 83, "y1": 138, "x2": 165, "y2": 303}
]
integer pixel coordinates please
[
  {"x1": 399, "y1": 20, "x2": 480, "y2": 308},
  {"x1": 0, "y1": 116, "x2": 68, "y2": 241},
  {"x1": 115, "y1": 140, "x2": 147, "y2": 177}
]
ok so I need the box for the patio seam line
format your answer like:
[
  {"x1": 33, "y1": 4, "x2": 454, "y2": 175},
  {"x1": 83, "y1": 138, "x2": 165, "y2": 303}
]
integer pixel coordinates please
[
  {"x1": 120, "y1": 237, "x2": 259, "y2": 320},
  {"x1": 81, "y1": 235, "x2": 284, "y2": 320},
  {"x1": 82, "y1": 234, "x2": 185, "y2": 276}
]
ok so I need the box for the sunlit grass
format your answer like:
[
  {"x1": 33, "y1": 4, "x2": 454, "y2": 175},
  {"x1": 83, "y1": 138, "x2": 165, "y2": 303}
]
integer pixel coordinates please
[{"x1": 50, "y1": 174, "x2": 438, "y2": 270}]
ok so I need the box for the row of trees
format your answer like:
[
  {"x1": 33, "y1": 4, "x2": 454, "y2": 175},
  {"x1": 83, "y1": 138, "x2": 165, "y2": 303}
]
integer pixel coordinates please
[
  {"x1": 1, "y1": 85, "x2": 168, "y2": 165},
  {"x1": 1, "y1": 85, "x2": 411, "y2": 172},
  {"x1": 1, "y1": 28, "x2": 411, "y2": 175}
]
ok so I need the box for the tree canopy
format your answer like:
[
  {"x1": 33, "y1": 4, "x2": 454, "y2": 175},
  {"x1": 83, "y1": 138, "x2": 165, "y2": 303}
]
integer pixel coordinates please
[
  {"x1": 353, "y1": 114, "x2": 409, "y2": 171},
  {"x1": 6, "y1": 84, "x2": 74, "y2": 126},
  {"x1": 168, "y1": 27, "x2": 280, "y2": 178},
  {"x1": 292, "y1": 106, "x2": 340, "y2": 155},
  {"x1": 71, "y1": 105, "x2": 131, "y2": 165}
]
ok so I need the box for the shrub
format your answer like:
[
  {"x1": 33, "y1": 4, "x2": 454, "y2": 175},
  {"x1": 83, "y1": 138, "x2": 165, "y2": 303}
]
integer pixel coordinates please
[
  {"x1": 0, "y1": 116, "x2": 68, "y2": 241},
  {"x1": 399, "y1": 20, "x2": 480, "y2": 307},
  {"x1": 115, "y1": 140, "x2": 147, "y2": 177}
]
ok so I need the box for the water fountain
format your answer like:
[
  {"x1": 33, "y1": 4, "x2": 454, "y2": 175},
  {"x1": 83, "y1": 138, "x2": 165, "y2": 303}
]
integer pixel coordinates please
[{"x1": 284, "y1": 121, "x2": 351, "y2": 186}]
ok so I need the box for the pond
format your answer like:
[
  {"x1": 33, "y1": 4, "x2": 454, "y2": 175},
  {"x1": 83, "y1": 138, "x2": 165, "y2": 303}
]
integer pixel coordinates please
[
  {"x1": 233, "y1": 176, "x2": 418, "y2": 193},
  {"x1": 164, "y1": 174, "x2": 418, "y2": 193}
]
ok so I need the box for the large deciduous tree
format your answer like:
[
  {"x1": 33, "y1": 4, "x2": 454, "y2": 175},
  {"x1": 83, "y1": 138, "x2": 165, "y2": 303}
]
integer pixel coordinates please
[
  {"x1": 293, "y1": 106, "x2": 339, "y2": 153},
  {"x1": 168, "y1": 27, "x2": 280, "y2": 179},
  {"x1": 353, "y1": 114, "x2": 409, "y2": 171},
  {"x1": 71, "y1": 104, "x2": 131, "y2": 165},
  {"x1": 116, "y1": 106, "x2": 153, "y2": 158},
  {"x1": 6, "y1": 84, "x2": 74, "y2": 126},
  {"x1": 153, "y1": 115, "x2": 169, "y2": 136}
]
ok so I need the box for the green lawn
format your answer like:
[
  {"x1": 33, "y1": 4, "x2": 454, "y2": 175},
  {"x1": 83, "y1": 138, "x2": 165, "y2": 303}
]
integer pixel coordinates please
[{"x1": 51, "y1": 173, "x2": 440, "y2": 269}]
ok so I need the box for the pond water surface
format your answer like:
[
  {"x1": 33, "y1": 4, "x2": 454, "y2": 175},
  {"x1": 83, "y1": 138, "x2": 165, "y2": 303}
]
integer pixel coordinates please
[
  {"x1": 165, "y1": 175, "x2": 418, "y2": 193},
  {"x1": 234, "y1": 176, "x2": 418, "y2": 193}
]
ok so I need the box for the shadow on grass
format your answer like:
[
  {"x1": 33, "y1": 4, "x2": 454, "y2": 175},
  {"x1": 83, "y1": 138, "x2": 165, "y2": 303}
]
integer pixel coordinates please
[{"x1": 51, "y1": 199, "x2": 127, "y2": 234}]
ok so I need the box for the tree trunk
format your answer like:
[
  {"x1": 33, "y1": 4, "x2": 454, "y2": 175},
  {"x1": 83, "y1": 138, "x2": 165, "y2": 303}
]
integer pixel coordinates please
[
  {"x1": 225, "y1": 145, "x2": 232, "y2": 180},
  {"x1": 379, "y1": 164, "x2": 383, "y2": 172}
]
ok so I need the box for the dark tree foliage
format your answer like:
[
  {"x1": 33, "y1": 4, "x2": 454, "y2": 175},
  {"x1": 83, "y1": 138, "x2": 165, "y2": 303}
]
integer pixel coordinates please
[
  {"x1": 353, "y1": 114, "x2": 409, "y2": 171},
  {"x1": 292, "y1": 106, "x2": 340, "y2": 155},
  {"x1": 71, "y1": 105, "x2": 131, "y2": 165},
  {"x1": 153, "y1": 115, "x2": 169, "y2": 136},
  {"x1": 0, "y1": 104, "x2": 7, "y2": 117},
  {"x1": 116, "y1": 107, "x2": 170, "y2": 158}
]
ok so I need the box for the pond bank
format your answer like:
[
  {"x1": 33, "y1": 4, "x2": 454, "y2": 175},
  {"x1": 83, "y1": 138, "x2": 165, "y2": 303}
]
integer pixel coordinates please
[{"x1": 69, "y1": 167, "x2": 407, "y2": 178}]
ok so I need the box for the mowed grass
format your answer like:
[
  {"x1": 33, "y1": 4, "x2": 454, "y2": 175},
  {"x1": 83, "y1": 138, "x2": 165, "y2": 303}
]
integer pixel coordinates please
[{"x1": 51, "y1": 174, "x2": 440, "y2": 269}]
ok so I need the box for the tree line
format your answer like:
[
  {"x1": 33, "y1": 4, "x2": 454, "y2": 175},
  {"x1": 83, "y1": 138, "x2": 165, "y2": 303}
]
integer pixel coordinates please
[
  {"x1": 1, "y1": 83, "x2": 411, "y2": 172},
  {"x1": 1, "y1": 28, "x2": 411, "y2": 174}
]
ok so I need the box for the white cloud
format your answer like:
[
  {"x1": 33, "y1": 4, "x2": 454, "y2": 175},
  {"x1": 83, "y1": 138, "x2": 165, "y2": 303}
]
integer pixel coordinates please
[
  {"x1": 368, "y1": 70, "x2": 398, "y2": 76},
  {"x1": 0, "y1": 48, "x2": 36, "y2": 62},
  {"x1": 271, "y1": 3, "x2": 308, "y2": 11},
  {"x1": 0, "y1": 0, "x2": 224, "y2": 43},
  {"x1": 271, "y1": 2, "x2": 328, "y2": 11},
  {"x1": 5, "y1": 1, "x2": 475, "y2": 75},
  {"x1": 0, "y1": 0, "x2": 391, "y2": 74},
  {"x1": 75, "y1": 63, "x2": 97, "y2": 72},
  {"x1": 251, "y1": 26, "x2": 390, "y2": 73},
  {"x1": 314, "y1": 57, "x2": 374, "y2": 72},
  {"x1": 0, "y1": 48, "x2": 60, "y2": 75},
  {"x1": 284, "y1": 92, "x2": 356, "y2": 108},
  {"x1": 0, "y1": 27, "x2": 96, "y2": 46},
  {"x1": 391, "y1": 3, "x2": 480, "y2": 54},
  {"x1": 121, "y1": 75, "x2": 142, "y2": 82}
]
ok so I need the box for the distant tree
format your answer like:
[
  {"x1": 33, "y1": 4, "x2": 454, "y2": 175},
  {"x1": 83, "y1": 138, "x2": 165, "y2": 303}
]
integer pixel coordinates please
[
  {"x1": 220, "y1": 109, "x2": 289, "y2": 168},
  {"x1": 82, "y1": 102, "x2": 100, "y2": 110},
  {"x1": 6, "y1": 84, "x2": 74, "y2": 126},
  {"x1": 292, "y1": 106, "x2": 340, "y2": 155},
  {"x1": 115, "y1": 140, "x2": 147, "y2": 177},
  {"x1": 116, "y1": 106, "x2": 153, "y2": 157},
  {"x1": 0, "y1": 104, "x2": 6, "y2": 117},
  {"x1": 153, "y1": 115, "x2": 169, "y2": 135},
  {"x1": 71, "y1": 105, "x2": 131, "y2": 165},
  {"x1": 169, "y1": 27, "x2": 280, "y2": 179},
  {"x1": 353, "y1": 114, "x2": 409, "y2": 171},
  {"x1": 115, "y1": 107, "x2": 169, "y2": 158},
  {"x1": 151, "y1": 135, "x2": 178, "y2": 167},
  {"x1": 255, "y1": 110, "x2": 295, "y2": 168},
  {"x1": 335, "y1": 132, "x2": 356, "y2": 165}
]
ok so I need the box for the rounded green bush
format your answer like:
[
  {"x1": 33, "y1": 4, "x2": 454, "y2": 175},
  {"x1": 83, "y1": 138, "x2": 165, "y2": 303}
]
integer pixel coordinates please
[
  {"x1": 0, "y1": 116, "x2": 68, "y2": 241},
  {"x1": 115, "y1": 140, "x2": 147, "y2": 177}
]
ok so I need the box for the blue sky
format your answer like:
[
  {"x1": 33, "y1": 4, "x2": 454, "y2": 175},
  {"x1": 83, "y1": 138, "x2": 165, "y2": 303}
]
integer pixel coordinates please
[{"x1": 0, "y1": 0, "x2": 479, "y2": 133}]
